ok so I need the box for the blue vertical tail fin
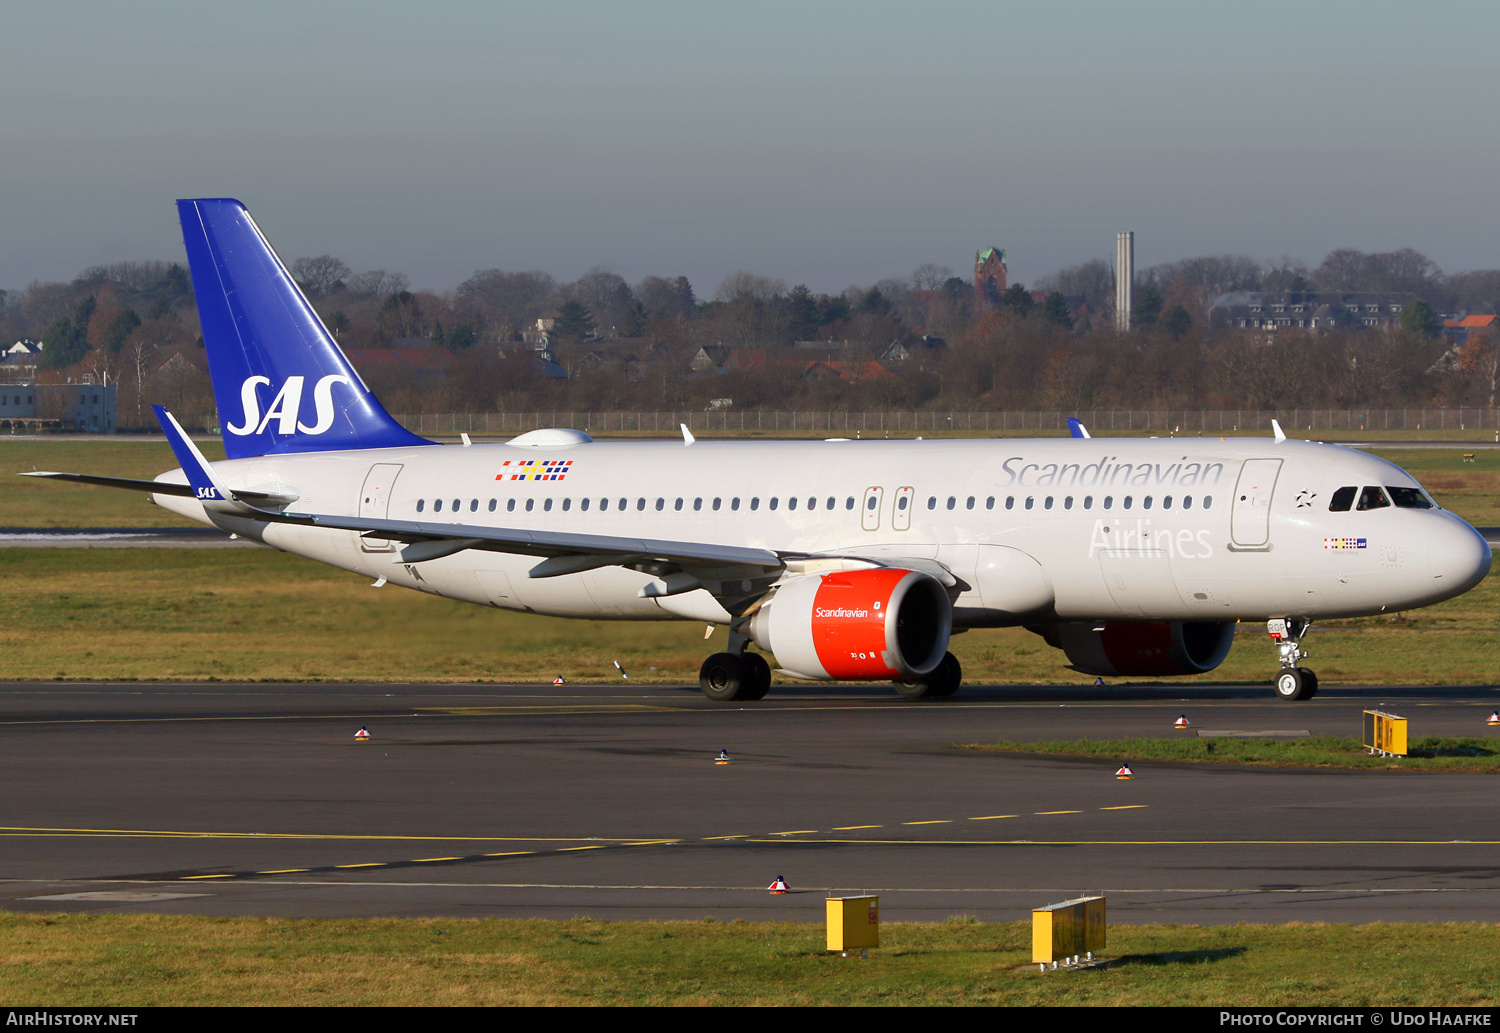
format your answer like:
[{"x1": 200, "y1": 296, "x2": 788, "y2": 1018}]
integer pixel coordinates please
[{"x1": 177, "y1": 198, "x2": 432, "y2": 459}]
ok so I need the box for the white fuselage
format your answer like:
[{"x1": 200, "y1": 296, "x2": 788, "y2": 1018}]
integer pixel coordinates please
[{"x1": 150, "y1": 436, "x2": 1491, "y2": 626}]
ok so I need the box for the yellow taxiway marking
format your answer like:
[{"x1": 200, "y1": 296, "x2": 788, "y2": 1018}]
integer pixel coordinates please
[
  {"x1": 417, "y1": 705, "x2": 678, "y2": 715},
  {"x1": 702, "y1": 835, "x2": 748, "y2": 840},
  {"x1": 257, "y1": 869, "x2": 310, "y2": 874},
  {"x1": 832, "y1": 825, "x2": 882, "y2": 831},
  {"x1": 1035, "y1": 810, "x2": 1082, "y2": 815},
  {"x1": 0, "y1": 826, "x2": 633, "y2": 844},
  {"x1": 625, "y1": 840, "x2": 678, "y2": 846},
  {"x1": 180, "y1": 874, "x2": 235, "y2": 880},
  {"x1": 745, "y1": 838, "x2": 1500, "y2": 846},
  {"x1": 412, "y1": 857, "x2": 463, "y2": 863},
  {"x1": 558, "y1": 845, "x2": 606, "y2": 852},
  {"x1": 334, "y1": 863, "x2": 387, "y2": 869},
  {"x1": 770, "y1": 830, "x2": 819, "y2": 836},
  {"x1": 483, "y1": 852, "x2": 534, "y2": 857},
  {"x1": 969, "y1": 815, "x2": 1018, "y2": 820},
  {"x1": 1101, "y1": 805, "x2": 1149, "y2": 810},
  {"x1": 903, "y1": 820, "x2": 951, "y2": 825}
]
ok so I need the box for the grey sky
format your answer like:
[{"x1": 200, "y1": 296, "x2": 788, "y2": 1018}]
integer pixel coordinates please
[{"x1": 3, "y1": 1, "x2": 1497, "y2": 296}]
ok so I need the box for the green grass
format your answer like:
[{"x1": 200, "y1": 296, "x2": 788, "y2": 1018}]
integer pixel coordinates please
[
  {"x1": 962, "y1": 736, "x2": 1500, "y2": 772},
  {"x1": 0, "y1": 548, "x2": 1496, "y2": 684},
  {"x1": 0, "y1": 913, "x2": 1496, "y2": 1005},
  {"x1": 0, "y1": 438, "x2": 227, "y2": 527}
]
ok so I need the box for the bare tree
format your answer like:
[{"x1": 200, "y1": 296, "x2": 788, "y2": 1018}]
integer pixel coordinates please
[
  {"x1": 910, "y1": 264, "x2": 954, "y2": 291},
  {"x1": 714, "y1": 272, "x2": 785, "y2": 304},
  {"x1": 1035, "y1": 259, "x2": 1114, "y2": 312},
  {"x1": 291, "y1": 256, "x2": 352, "y2": 297}
]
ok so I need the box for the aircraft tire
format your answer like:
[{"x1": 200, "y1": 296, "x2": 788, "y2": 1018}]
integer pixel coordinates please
[
  {"x1": 740, "y1": 653, "x2": 772, "y2": 700},
  {"x1": 1274, "y1": 667, "x2": 1315, "y2": 701},
  {"x1": 894, "y1": 652, "x2": 962, "y2": 700},
  {"x1": 700, "y1": 652, "x2": 751, "y2": 702}
]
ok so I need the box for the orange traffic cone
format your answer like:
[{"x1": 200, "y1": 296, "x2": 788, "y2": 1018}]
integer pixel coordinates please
[
  {"x1": 768, "y1": 876, "x2": 790, "y2": 894},
  {"x1": 1094, "y1": 677, "x2": 1105, "y2": 686},
  {"x1": 355, "y1": 726, "x2": 371, "y2": 741},
  {"x1": 1174, "y1": 714, "x2": 1192, "y2": 729},
  {"x1": 1115, "y1": 764, "x2": 1133, "y2": 780},
  {"x1": 1488, "y1": 711, "x2": 1499, "y2": 726},
  {"x1": 553, "y1": 676, "x2": 566, "y2": 685}
]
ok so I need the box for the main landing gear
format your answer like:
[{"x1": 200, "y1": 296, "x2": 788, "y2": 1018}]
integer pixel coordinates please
[
  {"x1": 895, "y1": 652, "x2": 963, "y2": 700},
  {"x1": 699, "y1": 647, "x2": 772, "y2": 702},
  {"x1": 1269, "y1": 617, "x2": 1318, "y2": 701}
]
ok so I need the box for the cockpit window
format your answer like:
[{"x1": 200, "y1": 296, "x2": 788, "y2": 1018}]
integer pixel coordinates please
[
  {"x1": 1328, "y1": 486, "x2": 1356, "y2": 512},
  {"x1": 1356, "y1": 486, "x2": 1391, "y2": 511},
  {"x1": 1386, "y1": 486, "x2": 1434, "y2": 509}
]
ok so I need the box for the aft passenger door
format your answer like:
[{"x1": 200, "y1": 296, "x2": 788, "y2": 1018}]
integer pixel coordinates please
[{"x1": 358, "y1": 463, "x2": 403, "y2": 552}]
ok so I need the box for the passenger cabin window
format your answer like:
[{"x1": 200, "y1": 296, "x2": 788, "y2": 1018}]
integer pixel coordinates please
[
  {"x1": 845, "y1": 497, "x2": 855, "y2": 510},
  {"x1": 416, "y1": 499, "x2": 425, "y2": 513},
  {"x1": 1329, "y1": 486, "x2": 1357, "y2": 512},
  {"x1": 434, "y1": 499, "x2": 443, "y2": 512},
  {"x1": 507, "y1": 499, "x2": 516, "y2": 512},
  {"x1": 1357, "y1": 486, "x2": 1391, "y2": 511},
  {"x1": 525, "y1": 499, "x2": 534, "y2": 512},
  {"x1": 488, "y1": 499, "x2": 497, "y2": 512}
]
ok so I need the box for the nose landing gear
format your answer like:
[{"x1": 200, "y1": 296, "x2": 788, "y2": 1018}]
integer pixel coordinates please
[{"x1": 1268, "y1": 618, "x2": 1318, "y2": 701}]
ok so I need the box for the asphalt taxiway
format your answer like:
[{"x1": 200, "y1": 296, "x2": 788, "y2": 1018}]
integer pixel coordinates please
[{"x1": 1, "y1": 680, "x2": 1497, "y2": 926}]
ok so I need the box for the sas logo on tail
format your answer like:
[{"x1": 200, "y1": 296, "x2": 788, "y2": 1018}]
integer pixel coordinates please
[
  {"x1": 498, "y1": 459, "x2": 573, "y2": 481},
  {"x1": 225, "y1": 375, "x2": 353, "y2": 437}
]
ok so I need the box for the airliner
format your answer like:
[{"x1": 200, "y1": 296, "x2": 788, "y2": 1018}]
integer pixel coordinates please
[{"x1": 25, "y1": 199, "x2": 1493, "y2": 702}]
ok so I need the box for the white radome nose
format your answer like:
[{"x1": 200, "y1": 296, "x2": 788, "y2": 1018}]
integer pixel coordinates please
[{"x1": 1429, "y1": 516, "x2": 1492, "y2": 598}]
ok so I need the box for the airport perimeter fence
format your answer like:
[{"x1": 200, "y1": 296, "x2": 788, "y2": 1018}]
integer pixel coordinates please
[{"x1": 390, "y1": 408, "x2": 1500, "y2": 436}]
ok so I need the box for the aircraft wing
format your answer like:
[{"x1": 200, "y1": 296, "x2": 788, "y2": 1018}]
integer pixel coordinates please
[{"x1": 284, "y1": 509, "x2": 786, "y2": 572}]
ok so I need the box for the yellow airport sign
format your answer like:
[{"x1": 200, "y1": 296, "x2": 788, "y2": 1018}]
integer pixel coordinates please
[
  {"x1": 826, "y1": 895, "x2": 879, "y2": 951},
  {"x1": 1033, "y1": 895, "x2": 1106, "y2": 964},
  {"x1": 1363, "y1": 710, "x2": 1408, "y2": 757}
]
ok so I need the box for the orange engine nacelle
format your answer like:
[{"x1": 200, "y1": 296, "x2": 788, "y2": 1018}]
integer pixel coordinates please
[
  {"x1": 745, "y1": 569, "x2": 952, "y2": 681},
  {"x1": 1039, "y1": 620, "x2": 1236, "y2": 677}
]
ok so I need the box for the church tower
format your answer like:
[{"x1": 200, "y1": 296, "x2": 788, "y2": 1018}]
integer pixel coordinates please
[{"x1": 974, "y1": 247, "x2": 1007, "y2": 308}]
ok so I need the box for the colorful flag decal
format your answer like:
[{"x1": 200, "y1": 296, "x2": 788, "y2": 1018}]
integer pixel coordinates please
[
  {"x1": 497, "y1": 459, "x2": 574, "y2": 482},
  {"x1": 1323, "y1": 537, "x2": 1367, "y2": 549}
]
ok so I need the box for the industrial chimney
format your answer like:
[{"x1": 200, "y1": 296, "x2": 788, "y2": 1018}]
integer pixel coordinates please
[{"x1": 1115, "y1": 232, "x2": 1134, "y2": 332}]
